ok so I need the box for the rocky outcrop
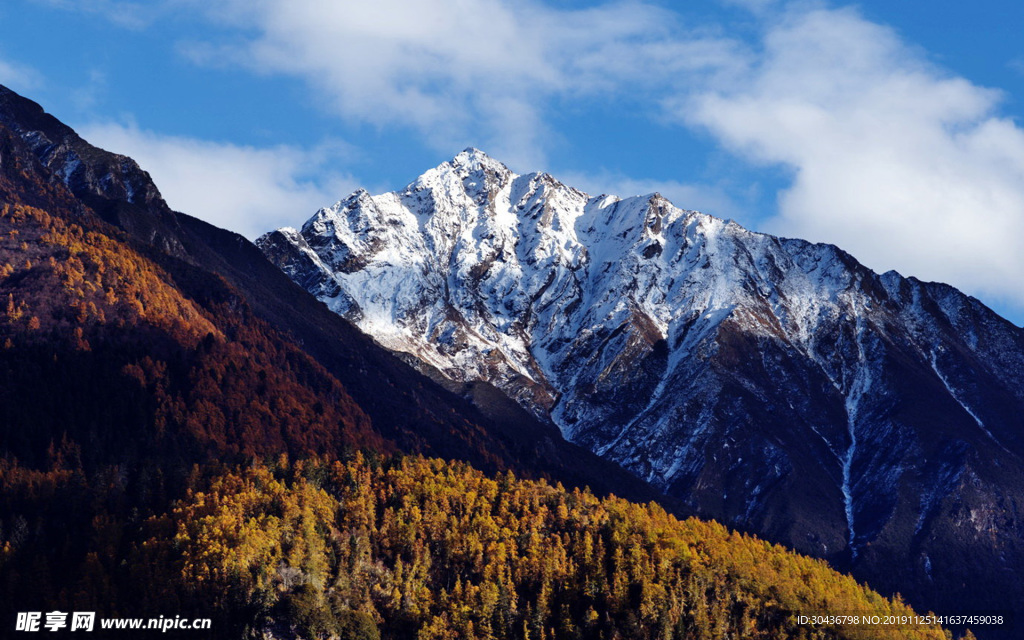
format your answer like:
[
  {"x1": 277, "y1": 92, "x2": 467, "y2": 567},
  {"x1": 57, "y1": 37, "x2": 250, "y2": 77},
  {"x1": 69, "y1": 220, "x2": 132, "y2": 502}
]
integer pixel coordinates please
[{"x1": 261, "y1": 149, "x2": 1024, "y2": 627}]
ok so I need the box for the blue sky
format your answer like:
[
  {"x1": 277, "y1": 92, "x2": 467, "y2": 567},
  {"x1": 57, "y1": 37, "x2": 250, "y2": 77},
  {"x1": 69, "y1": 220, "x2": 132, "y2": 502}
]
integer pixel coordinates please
[{"x1": 2, "y1": 0, "x2": 1023, "y2": 325}]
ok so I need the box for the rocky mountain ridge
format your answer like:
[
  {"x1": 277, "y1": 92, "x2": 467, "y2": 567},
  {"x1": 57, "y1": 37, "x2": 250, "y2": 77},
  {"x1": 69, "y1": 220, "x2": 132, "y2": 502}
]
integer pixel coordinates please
[
  {"x1": 0, "y1": 85, "x2": 664, "y2": 502},
  {"x1": 261, "y1": 148, "x2": 1024, "y2": 625}
]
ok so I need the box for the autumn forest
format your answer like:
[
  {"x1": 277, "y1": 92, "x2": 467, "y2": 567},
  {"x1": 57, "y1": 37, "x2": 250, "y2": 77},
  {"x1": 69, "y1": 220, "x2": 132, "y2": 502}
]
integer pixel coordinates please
[{"x1": 0, "y1": 87, "x2": 980, "y2": 639}]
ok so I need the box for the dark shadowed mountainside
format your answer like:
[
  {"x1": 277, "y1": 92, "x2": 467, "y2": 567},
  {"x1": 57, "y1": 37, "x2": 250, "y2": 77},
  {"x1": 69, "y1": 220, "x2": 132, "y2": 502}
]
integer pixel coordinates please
[
  {"x1": 261, "y1": 148, "x2": 1024, "y2": 638},
  {"x1": 0, "y1": 84, "x2": 662, "y2": 502}
]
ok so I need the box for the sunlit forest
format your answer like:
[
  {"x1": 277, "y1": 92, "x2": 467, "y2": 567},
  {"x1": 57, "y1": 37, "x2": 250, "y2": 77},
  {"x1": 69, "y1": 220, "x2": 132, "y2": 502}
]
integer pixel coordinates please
[
  {"x1": 0, "y1": 129, "x2": 970, "y2": 639},
  {"x1": 0, "y1": 452, "x2": 962, "y2": 640},
  {"x1": 0, "y1": 202, "x2": 382, "y2": 468}
]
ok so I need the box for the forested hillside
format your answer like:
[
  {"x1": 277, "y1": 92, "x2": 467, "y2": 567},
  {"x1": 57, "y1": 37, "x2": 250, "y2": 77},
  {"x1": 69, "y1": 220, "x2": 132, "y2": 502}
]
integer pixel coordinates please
[
  {"x1": 0, "y1": 83, "x2": 664, "y2": 503},
  {"x1": 0, "y1": 453, "x2": 962, "y2": 639},
  {"x1": 0, "y1": 84, "x2": 978, "y2": 639},
  {"x1": 0, "y1": 198, "x2": 382, "y2": 468}
]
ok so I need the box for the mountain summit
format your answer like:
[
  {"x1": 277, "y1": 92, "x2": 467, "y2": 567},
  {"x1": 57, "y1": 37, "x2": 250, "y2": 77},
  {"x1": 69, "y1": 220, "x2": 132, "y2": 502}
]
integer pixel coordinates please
[
  {"x1": 260, "y1": 150, "x2": 1024, "y2": 623},
  {"x1": 0, "y1": 78, "x2": 676, "y2": 504}
]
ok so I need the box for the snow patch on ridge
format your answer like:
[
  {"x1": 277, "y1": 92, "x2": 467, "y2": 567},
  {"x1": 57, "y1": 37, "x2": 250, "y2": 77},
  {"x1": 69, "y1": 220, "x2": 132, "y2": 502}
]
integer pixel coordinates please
[
  {"x1": 258, "y1": 149, "x2": 1024, "y2": 559},
  {"x1": 929, "y1": 351, "x2": 1011, "y2": 455}
]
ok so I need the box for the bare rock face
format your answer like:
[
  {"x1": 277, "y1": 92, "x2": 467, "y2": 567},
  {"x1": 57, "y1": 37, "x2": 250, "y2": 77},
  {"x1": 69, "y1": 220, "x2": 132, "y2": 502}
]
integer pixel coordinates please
[
  {"x1": 0, "y1": 85, "x2": 186, "y2": 256},
  {"x1": 0, "y1": 85, "x2": 664, "y2": 509},
  {"x1": 260, "y1": 148, "x2": 1024, "y2": 627}
]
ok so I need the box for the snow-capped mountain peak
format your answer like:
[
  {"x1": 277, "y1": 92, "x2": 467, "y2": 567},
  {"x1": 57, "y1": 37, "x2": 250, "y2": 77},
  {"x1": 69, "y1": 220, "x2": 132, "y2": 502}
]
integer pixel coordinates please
[{"x1": 258, "y1": 152, "x2": 1024, "y2": 590}]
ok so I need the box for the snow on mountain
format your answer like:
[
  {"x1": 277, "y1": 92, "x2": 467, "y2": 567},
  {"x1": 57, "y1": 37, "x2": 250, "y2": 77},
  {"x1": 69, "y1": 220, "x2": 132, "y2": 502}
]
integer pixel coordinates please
[{"x1": 259, "y1": 148, "x2": 1024, "y2": 620}]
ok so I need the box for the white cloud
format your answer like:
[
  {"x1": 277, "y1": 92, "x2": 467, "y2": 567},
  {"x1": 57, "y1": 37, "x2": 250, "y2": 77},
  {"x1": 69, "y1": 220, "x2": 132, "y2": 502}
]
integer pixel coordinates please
[
  {"x1": 46, "y1": 0, "x2": 1024, "y2": 317},
  {"x1": 558, "y1": 169, "x2": 746, "y2": 222},
  {"x1": 678, "y1": 6, "x2": 1024, "y2": 313},
  {"x1": 78, "y1": 122, "x2": 359, "y2": 239},
  {"x1": 718, "y1": 0, "x2": 778, "y2": 13},
  {"x1": 69, "y1": 69, "x2": 108, "y2": 111},
  {"x1": 0, "y1": 56, "x2": 42, "y2": 93},
  {"x1": 29, "y1": 0, "x2": 161, "y2": 29},
  {"x1": 180, "y1": 0, "x2": 736, "y2": 168}
]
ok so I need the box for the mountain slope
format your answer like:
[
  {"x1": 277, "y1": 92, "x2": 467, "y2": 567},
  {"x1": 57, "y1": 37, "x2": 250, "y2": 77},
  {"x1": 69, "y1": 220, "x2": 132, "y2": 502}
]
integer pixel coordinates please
[
  {"x1": 0, "y1": 83, "x2": 970, "y2": 638},
  {"x1": 0, "y1": 85, "x2": 664, "y2": 505},
  {"x1": 261, "y1": 149, "x2": 1024, "y2": 629},
  {"x1": 0, "y1": 119, "x2": 382, "y2": 470},
  {"x1": 3, "y1": 451, "x2": 961, "y2": 640}
]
